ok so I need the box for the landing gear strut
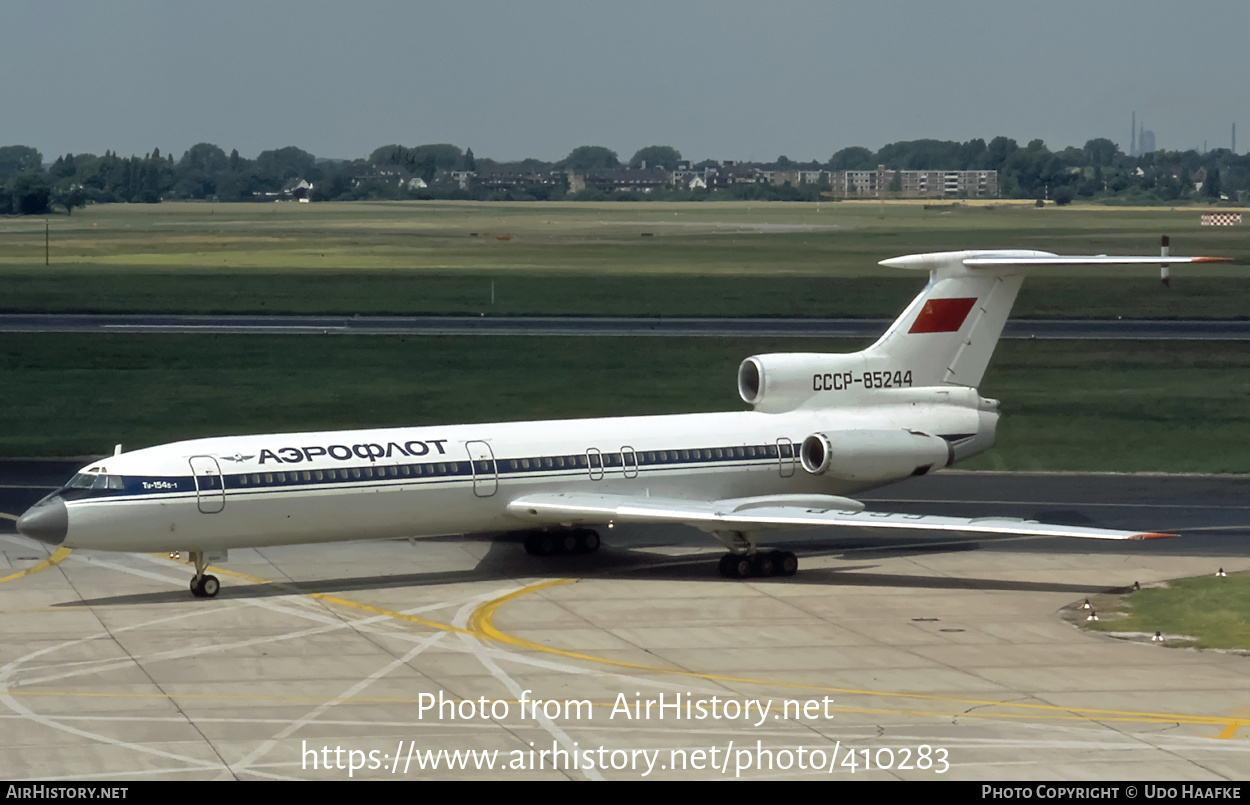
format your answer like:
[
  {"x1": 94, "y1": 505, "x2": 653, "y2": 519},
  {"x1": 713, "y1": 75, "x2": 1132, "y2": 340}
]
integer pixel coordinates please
[
  {"x1": 712, "y1": 530, "x2": 798, "y2": 579},
  {"x1": 188, "y1": 550, "x2": 221, "y2": 598},
  {"x1": 523, "y1": 528, "x2": 601, "y2": 557}
]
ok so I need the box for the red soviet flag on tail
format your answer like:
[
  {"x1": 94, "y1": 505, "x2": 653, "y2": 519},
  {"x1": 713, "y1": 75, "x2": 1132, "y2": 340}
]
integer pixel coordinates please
[{"x1": 908, "y1": 297, "x2": 977, "y2": 333}]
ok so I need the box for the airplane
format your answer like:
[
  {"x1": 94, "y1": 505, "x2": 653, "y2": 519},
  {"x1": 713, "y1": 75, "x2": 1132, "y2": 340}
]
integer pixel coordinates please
[{"x1": 16, "y1": 248, "x2": 1229, "y2": 598}]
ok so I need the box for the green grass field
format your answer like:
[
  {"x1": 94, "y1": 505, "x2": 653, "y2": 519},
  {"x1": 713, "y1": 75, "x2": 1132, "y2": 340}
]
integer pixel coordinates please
[
  {"x1": 1082, "y1": 571, "x2": 1250, "y2": 651},
  {"x1": 2, "y1": 200, "x2": 1247, "y2": 317},
  {"x1": 4, "y1": 333, "x2": 1248, "y2": 472},
  {"x1": 2, "y1": 201, "x2": 1248, "y2": 467}
]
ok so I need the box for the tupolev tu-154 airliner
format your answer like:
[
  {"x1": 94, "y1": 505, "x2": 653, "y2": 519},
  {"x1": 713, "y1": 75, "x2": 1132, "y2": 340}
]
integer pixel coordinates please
[{"x1": 17, "y1": 248, "x2": 1228, "y2": 598}]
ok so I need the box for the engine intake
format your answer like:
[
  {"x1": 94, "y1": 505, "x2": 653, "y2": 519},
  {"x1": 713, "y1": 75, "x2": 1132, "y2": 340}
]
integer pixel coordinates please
[
  {"x1": 738, "y1": 353, "x2": 866, "y2": 413},
  {"x1": 800, "y1": 429, "x2": 952, "y2": 483}
]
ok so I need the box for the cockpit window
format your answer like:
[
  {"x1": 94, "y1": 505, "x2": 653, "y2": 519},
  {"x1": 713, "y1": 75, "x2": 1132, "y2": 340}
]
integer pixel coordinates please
[{"x1": 66, "y1": 473, "x2": 123, "y2": 491}]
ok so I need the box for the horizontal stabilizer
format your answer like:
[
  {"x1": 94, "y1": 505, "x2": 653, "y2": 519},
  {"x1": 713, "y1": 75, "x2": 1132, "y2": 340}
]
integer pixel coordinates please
[
  {"x1": 962, "y1": 255, "x2": 1231, "y2": 268},
  {"x1": 866, "y1": 248, "x2": 1232, "y2": 389},
  {"x1": 506, "y1": 492, "x2": 1174, "y2": 540},
  {"x1": 880, "y1": 250, "x2": 1231, "y2": 272}
]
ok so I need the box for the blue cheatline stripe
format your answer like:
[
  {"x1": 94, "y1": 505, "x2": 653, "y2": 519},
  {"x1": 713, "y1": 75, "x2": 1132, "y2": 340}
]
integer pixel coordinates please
[{"x1": 61, "y1": 440, "x2": 803, "y2": 501}]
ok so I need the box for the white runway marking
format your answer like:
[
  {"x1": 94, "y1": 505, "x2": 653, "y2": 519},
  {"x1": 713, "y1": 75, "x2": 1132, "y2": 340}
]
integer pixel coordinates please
[
  {"x1": 229, "y1": 630, "x2": 450, "y2": 777},
  {"x1": 453, "y1": 591, "x2": 606, "y2": 781}
]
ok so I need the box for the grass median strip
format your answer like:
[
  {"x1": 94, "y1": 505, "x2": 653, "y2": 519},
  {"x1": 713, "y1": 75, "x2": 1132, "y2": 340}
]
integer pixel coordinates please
[
  {"x1": 2, "y1": 201, "x2": 1246, "y2": 318},
  {"x1": 3, "y1": 333, "x2": 1248, "y2": 473},
  {"x1": 1080, "y1": 571, "x2": 1250, "y2": 652}
]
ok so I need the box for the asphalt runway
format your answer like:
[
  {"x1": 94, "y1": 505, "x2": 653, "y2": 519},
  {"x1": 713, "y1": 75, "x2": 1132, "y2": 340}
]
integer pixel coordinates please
[
  {"x1": 4, "y1": 313, "x2": 1250, "y2": 339},
  {"x1": 1, "y1": 464, "x2": 1248, "y2": 781}
]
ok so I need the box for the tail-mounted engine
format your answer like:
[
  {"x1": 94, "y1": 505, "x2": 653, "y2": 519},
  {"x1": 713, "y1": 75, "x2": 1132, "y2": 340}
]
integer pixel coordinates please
[
  {"x1": 739, "y1": 353, "x2": 866, "y2": 413},
  {"x1": 799, "y1": 429, "x2": 953, "y2": 483}
]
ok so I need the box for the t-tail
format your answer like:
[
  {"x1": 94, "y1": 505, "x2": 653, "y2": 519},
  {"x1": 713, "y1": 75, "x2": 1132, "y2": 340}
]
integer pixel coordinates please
[{"x1": 738, "y1": 248, "x2": 1231, "y2": 413}]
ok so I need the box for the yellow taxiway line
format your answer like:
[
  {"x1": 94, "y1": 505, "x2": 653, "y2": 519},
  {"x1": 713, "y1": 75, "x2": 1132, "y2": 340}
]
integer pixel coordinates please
[{"x1": 0, "y1": 545, "x2": 72, "y2": 585}]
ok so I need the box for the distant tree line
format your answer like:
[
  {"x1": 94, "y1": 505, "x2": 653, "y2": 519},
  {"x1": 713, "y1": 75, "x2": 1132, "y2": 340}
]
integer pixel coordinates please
[
  {"x1": 827, "y1": 137, "x2": 1246, "y2": 205},
  {"x1": 2, "y1": 136, "x2": 1247, "y2": 214}
]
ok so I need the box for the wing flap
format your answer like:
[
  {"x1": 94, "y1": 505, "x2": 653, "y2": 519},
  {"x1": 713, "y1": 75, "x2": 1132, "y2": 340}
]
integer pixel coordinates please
[
  {"x1": 506, "y1": 492, "x2": 862, "y2": 532},
  {"x1": 505, "y1": 492, "x2": 1173, "y2": 540}
]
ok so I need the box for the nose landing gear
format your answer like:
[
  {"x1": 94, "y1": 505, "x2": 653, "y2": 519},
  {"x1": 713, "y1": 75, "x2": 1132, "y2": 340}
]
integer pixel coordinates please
[{"x1": 186, "y1": 550, "x2": 221, "y2": 598}]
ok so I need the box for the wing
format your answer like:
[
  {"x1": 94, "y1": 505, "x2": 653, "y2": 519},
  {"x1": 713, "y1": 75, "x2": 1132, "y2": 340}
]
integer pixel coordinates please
[{"x1": 505, "y1": 491, "x2": 1174, "y2": 541}]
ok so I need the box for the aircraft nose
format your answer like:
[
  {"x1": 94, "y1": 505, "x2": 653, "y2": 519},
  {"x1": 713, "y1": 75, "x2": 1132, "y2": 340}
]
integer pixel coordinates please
[{"x1": 16, "y1": 497, "x2": 68, "y2": 546}]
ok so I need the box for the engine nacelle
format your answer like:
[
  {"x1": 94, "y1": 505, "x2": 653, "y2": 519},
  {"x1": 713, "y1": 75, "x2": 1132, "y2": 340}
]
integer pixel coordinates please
[
  {"x1": 738, "y1": 353, "x2": 866, "y2": 413},
  {"x1": 799, "y1": 429, "x2": 952, "y2": 483}
]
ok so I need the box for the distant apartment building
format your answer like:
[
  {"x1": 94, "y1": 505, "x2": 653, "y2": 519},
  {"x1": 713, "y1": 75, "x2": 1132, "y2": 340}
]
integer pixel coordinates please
[
  {"x1": 829, "y1": 165, "x2": 997, "y2": 199},
  {"x1": 763, "y1": 169, "x2": 827, "y2": 187}
]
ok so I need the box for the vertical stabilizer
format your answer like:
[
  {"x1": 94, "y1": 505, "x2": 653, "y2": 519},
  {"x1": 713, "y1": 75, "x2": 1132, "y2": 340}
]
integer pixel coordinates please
[
  {"x1": 739, "y1": 248, "x2": 1229, "y2": 413},
  {"x1": 865, "y1": 250, "x2": 1038, "y2": 388}
]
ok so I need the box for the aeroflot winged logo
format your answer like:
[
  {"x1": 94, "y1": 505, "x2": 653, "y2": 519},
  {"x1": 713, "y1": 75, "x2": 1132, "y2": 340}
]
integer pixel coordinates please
[{"x1": 908, "y1": 297, "x2": 978, "y2": 334}]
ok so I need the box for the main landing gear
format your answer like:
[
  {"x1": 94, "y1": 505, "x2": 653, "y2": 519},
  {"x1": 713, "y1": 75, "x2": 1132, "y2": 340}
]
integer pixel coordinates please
[
  {"x1": 523, "y1": 528, "x2": 601, "y2": 557},
  {"x1": 713, "y1": 529, "x2": 798, "y2": 579},
  {"x1": 187, "y1": 550, "x2": 221, "y2": 598},
  {"x1": 717, "y1": 550, "x2": 798, "y2": 579}
]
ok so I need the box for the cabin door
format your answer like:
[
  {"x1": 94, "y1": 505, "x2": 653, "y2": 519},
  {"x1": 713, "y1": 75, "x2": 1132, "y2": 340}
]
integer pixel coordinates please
[
  {"x1": 189, "y1": 456, "x2": 225, "y2": 514},
  {"x1": 465, "y1": 441, "x2": 498, "y2": 497},
  {"x1": 776, "y1": 438, "x2": 796, "y2": 478},
  {"x1": 585, "y1": 448, "x2": 605, "y2": 481},
  {"x1": 620, "y1": 446, "x2": 638, "y2": 479}
]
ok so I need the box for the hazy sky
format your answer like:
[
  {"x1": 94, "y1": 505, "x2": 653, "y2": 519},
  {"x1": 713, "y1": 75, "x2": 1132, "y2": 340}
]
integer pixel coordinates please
[{"x1": 4, "y1": 1, "x2": 1247, "y2": 164}]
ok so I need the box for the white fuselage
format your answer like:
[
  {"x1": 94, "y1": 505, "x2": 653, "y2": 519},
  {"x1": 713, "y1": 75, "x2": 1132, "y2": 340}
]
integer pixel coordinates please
[{"x1": 51, "y1": 389, "x2": 992, "y2": 554}]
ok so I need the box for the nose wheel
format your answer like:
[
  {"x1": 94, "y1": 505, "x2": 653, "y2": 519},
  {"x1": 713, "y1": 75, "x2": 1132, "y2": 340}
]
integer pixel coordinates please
[
  {"x1": 191, "y1": 574, "x2": 220, "y2": 598},
  {"x1": 187, "y1": 550, "x2": 221, "y2": 598}
]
